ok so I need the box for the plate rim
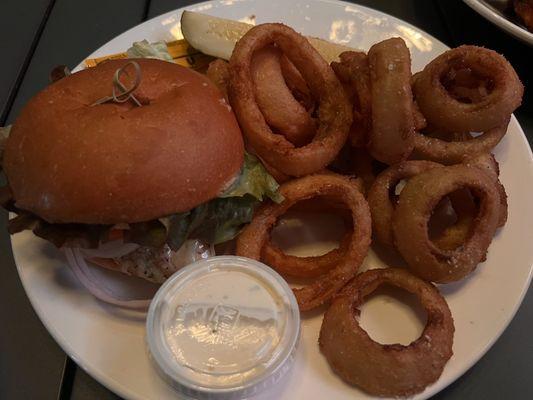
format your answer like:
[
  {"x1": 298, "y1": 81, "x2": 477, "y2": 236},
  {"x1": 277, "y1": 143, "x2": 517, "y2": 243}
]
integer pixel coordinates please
[
  {"x1": 12, "y1": 0, "x2": 533, "y2": 399},
  {"x1": 463, "y1": 0, "x2": 533, "y2": 45}
]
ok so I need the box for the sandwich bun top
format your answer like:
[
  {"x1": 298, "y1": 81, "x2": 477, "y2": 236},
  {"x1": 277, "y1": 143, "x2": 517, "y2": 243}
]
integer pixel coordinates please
[{"x1": 3, "y1": 59, "x2": 244, "y2": 224}]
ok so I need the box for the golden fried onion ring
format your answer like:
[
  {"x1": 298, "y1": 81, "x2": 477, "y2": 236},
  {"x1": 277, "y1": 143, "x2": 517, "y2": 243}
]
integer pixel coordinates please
[
  {"x1": 261, "y1": 196, "x2": 357, "y2": 279},
  {"x1": 413, "y1": 119, "x2": 510, "y2": 165},
  {"x1": 466, "y1": 153, "x2": 508, "y2": 228},
  {"x1": 229, "y1": 23, "x2": 352, "y2": 176},
  {"x1": 413, "y1": 45, "x2": 523, "y2": 133},
  {"x1": 368, "y1": 160, "x2": 443, "y2": 246},
  {"x1": 393, "y1": 164, "x2": 501, "y2": 283},
  {"x1": 251, "y1": 46, "x2": 315, "y2": 146},
  {"x1": 262, "y1": 230, "x2": 352, "y2": 279},
  {"x1": 236, "y1": 173, "x2": 371, "y2": 310},
  {"x1": 319, "y1": 268, "x2": 454, "y2": 397},
  {"x1": 367, "y1": 38, "x2": 415, "y2": 165},
  {"x1": 331, "y1": 51, "x2": 372, "y2": 148}
]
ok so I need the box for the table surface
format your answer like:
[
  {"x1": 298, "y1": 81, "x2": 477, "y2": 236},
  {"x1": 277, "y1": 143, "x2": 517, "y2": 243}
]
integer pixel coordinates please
[{"x1": 0, "y1": 0, "x2": 531, "y2": 399}]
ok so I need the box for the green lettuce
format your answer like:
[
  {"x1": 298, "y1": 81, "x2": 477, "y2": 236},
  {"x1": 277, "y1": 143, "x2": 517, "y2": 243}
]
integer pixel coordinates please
[
  {"x1": 163, "y1": 196, "x2": 256, "y2": 250},
  {"x1": 161, "y1": 153, "x2": 283, "y2": 250},
  {"x1": 126, "y1": 40, "x2": 173, "y2": 61},
  {"x1": 221, "y1": 152, "x2": 283, "y2": 203}
]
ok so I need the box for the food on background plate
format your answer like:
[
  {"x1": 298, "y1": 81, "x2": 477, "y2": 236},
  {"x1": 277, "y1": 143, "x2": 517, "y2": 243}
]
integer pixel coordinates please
[
  {"x1": 0, "y1": 8, "x2": 526, "y2": 398},
  {"x1": 319, "y1": 268, "x2": 454, "y2": 397},
  {"x1": 513, "y1": 0, "x2": 533, "y2": 32}
]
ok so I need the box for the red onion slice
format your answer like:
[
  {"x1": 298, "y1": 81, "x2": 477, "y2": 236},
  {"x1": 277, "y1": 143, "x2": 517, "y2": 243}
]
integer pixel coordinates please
[
  {"x1": 79, "y1": 240, "x2": 140, "y2": 259},
  {"x1": 63, "y1": 240, "x2": 216, "y2": 310},
  {"x1": 63, "y1": 247, "x2": 152, "y2": 310}
]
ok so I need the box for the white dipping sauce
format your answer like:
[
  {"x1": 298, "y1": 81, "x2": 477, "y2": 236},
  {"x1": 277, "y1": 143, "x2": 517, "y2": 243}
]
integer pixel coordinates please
[{"x1": 146, "y1": 256, "x2": 300, "y2": 400}]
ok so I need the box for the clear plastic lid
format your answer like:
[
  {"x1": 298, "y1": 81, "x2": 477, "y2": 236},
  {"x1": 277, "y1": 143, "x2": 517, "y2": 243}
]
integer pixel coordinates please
[{"x1": 146, "y1": 256, "x2": 300, "y2": 399}]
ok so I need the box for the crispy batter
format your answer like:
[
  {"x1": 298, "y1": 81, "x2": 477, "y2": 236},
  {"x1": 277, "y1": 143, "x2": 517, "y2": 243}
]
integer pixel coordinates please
[
  {"x1": 236, "y1": 173, "x2": 371, "y2": 310},
  {"x1": 319, "y1": 268, "x2": 454, "y2": 397}
]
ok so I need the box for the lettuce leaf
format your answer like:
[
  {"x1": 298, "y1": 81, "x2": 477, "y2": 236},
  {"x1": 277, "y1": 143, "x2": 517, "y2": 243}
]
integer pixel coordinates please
[
  {"x1": 197, "y1": 196, "x2": 256, "y2": 245},
  {"x1": 160, "y1": 152, "x2": 284, "y2": 250},
  {"x1": 221, "y1": 152, "x2": 283, "y2": 203},
  {"x1": 124, "y1": 220, "x2": 167, "y2": 248},
  {"x1": 163, "y1": 196, "x2": 256, "y2": 250},
  {"x1": 126, "y1": 40, "x2": 173, "y2": 61}
]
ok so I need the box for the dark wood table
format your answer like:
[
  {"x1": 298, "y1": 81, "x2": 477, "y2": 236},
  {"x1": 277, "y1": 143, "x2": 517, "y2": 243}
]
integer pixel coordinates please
[{"x1": 0, "y1": 0, "x2": 531, "y2": 398}]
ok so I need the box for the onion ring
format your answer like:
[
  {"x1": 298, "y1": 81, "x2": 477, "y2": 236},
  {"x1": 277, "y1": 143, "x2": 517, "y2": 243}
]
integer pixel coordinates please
[
  {"x1": 262, "y1": 229, "x2": 352, "y2": 278},
  {"x1": 412, "y1": 100, "x2": 427, "y2": 131},
  {"x1": 368, "y1": 160, "x2": 478, "y2": 250},
  {"x1": 206, "y1": 58, "x2": 230, "y2": 100},
  {"x1": 368, "y1": 160, "x2": 443, "y2": 246},
  {"x1": 429, "y1": 188, "x2": 477, "y2": 251},
  {"x1": 319, "y1": 268, "x2": 454, "y2": 397},
  {"x1": 466, "y1": 153, "x2": 508, "y2": 228},
  {"x1": 367, "y1": 38, "x2": 415, "y2": 164},
  {"x1": 332, "y1": 51, "x2": 372, "y2": 148},
  {"x1": 236, "y1": 173, "x2": 371, "y2": 310},
  {"x1": 350, "y1": 147, "x2": 386, "y2": 193},
  {"x1": 261, "y1": 196, "x2": 354, "y2": 279},
  {"x1": 229, "y1": 23, "x2": 352, "y2": 177},
  {"x1": 413, "y1": 118, "x2": 510, "y2": 164},
  {"x1": 251, "y1": 46, "x2": 316, "y2": 146},
  {"x1": 392, "y1": 164, "x2": 501, "y2": 283},
  {"x1": 279, "y1": 53, "x2": 314, "y2": 111},
  {"x1": 413, "y1": 45, "x2": 523, "y2": 133}
]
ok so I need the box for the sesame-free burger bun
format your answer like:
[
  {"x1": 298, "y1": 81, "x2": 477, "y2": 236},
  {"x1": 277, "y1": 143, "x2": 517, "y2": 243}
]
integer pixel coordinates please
[{"x1": 3, "y1": 59, "x2": 244, "y2": 224}]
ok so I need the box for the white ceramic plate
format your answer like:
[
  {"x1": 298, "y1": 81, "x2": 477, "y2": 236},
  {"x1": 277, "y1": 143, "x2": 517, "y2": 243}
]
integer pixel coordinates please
[
  {"x1": 13, "y1": 0, "x2": 533, "y2": 399},
  {"x1": 463, "y1": 0, "x2": 533, "y2": 45}
]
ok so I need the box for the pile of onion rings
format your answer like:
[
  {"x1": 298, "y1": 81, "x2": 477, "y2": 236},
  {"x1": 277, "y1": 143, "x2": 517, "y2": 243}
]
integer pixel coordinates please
[{"x1": 212, "y1": 23, "x2": 523, "y2": 397}]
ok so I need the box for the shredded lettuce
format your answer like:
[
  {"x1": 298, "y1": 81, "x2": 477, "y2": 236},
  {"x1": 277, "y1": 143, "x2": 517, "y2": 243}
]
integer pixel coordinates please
[
  {"x1": 126, "y1": 40, "x2": 173, "y2": 61},
  {"x1": 221, "y1": 152, "x2": 283, "y2": 203},
  {"x1": 164, "y1": 196, "x2": 256, "y2": 250},
  {"x1": 2, "y1": 154, "x2": 284, "y2": 249},
  {"x1": 161, "y1": 153, "x2": 283, "y2": 250},
  {"x1": 124, "y1": 220, "x2": 167, "y2": 248}
]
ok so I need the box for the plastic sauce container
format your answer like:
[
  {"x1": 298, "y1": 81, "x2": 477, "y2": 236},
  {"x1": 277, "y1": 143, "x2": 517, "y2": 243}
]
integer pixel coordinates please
[{"x1": 146, "y1": 256, "x2": 300, "y2": 399}]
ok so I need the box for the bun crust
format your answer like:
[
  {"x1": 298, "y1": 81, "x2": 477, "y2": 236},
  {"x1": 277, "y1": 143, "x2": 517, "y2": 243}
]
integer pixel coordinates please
[{"x1": 4, "y1": 59, "x2": 244, "y2": 224}]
